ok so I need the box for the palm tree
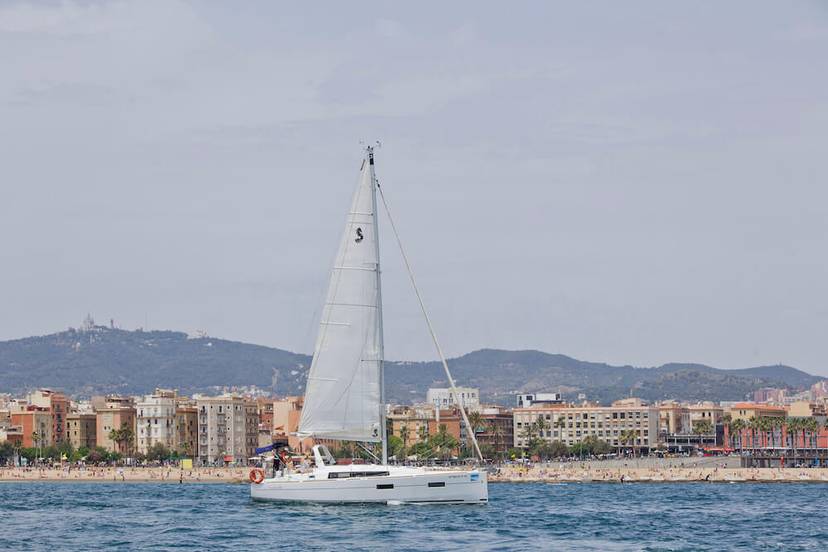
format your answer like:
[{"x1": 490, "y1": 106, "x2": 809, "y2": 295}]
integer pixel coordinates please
[
  {"x1": 760, "y1": 417, "x2": 771, "y2": 449},
  {"x1": 108, "y1": 424, "x2": 135, "y2": 456},
  {"x1": 121, "y1": 425, "x2": 135, "y2": 456},
  {"x1": 467, "y1": 411, "x2": 485, "y2": 436},
  {"x1": 693, "y1": 419, "x2": 713, "y2": 436},
  {"x1": 31, "y1": 431, "x2": 41, "y2": 462},
  {"x1": 803, "y1": 418, "x2": 819, "y2": 454},
  {"x1": 399, "y1": 424, "x2": 410, "y2": 456},
  {"x1": 519, "y1": 420, "x2": 538, "y2": 445},
  {"x1": 466, "y1": 411, "x2": 485, "y2": 455},
  {"x1": 785, "y1": 417, "x2": 800, "y2": 464},
  {"x1": 729, "y1": 419, "x2": 745, "y2": 450},
  {"x1": 747, "y1": 417, "x2": 761, "y2": 452},
  {"x1": 620, "y1": 429, "x2": 638, "y2": 457},
  {"x1": 534, "y1": 417, "x2": 549, "y2": 440},
  {"x1": 772, "y1": 417, "x2": 786, "y2": 450},
  {"x1": 108, "y1": 428, "x2": 120, "y2": 453},
  {"x1": 488, "y1": 421, "x2": 505, "y2": 462},
  {"x1": 432, "y1": 424, "x2": 458, "y2": 460}
]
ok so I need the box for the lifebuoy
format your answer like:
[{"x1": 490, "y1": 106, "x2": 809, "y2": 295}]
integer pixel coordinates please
[{"x1": 249, "y1": 468, "x2": 265, "y2": 484}]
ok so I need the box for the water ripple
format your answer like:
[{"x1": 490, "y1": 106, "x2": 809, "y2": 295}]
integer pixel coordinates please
[{"x1": 1, "y1": 482, "x2": 827, "y2": 551}]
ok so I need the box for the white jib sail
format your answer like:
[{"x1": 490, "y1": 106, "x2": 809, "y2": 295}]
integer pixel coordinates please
[{"x1": 297, "y1": 153, "x2": 382, "y2": 442}]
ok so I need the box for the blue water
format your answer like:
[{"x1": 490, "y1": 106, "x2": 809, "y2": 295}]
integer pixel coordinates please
[{"x1": 1, "y1": 482, "x2": 826, "y2": 551}]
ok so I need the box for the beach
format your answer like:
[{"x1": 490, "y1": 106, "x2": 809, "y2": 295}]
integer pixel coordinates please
[
  {"x1": 491, "y1": 459, "x2": 828, "y2": 483},
  {"x1": 0, "y1": 466, "x2": 249, "y2": 483},
  {"x1": 6, "y1": 458, "x2": 828, "y2": 484}
]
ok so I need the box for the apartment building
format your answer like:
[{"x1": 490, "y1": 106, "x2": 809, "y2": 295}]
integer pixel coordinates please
[
  {"x1": 244, "y1": 399, "x2": 259, "y2": 460},
  {"x1": 727, "y1": 403, "x2": 787, "y2": 422},
  {"x1": 28, "y1": 389, "x2": 70, "y2": 444},
  {"x1": 136, "y1": 389, "x2": 177, "y2": 454},
  {"x1": 387, "y1": 404, "x2": 462, "y2": 454},
  {"x1": 196, "y1": 395, "x2": 248, "y2": 464},
  {"x1": 10, "y1": 408, "x2": 53, "y2": 448},
  {"x1": 174, "y1": 405, "x2": 198, "y2": 457},
  {"x1": 66, "y1": 413, "x2": 97, "y2": 450},
  {"x1": 513, "y1": 399, "x2": 658, "y2": 451},
  {"x1": 475, "y1": 407, "x2": 514, "y2": 455},
  {"x1": 96, "y1": 397, "x2": 136, "y2": 454},
  {"x1": 688, "y1": 402, "x2": 724, "y2": 429},
  {"x1": 272, "y1": 396, "x2": 314, "y2": 453}
]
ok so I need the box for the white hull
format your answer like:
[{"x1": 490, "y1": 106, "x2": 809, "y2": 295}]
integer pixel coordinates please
[{"x1": 250, "y1": 466, "x2": 488, "y2": 505}]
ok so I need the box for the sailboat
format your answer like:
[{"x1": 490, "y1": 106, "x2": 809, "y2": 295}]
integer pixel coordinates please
[{"x1": 250, "y1": 146, "x2": 488, "y2": 504}]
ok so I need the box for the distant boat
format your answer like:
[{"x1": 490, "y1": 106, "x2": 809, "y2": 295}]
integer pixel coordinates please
[{"x1": 250, "y1": 146, "x2": 488, "y2": 504}]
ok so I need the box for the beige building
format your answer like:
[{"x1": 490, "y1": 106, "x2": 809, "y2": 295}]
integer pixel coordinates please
[
  {"x1": 513, "y1": 399, "x2": 658, "y2": 450},
  {"x1": 175, "y1": 405, "x2": 199, "y2": 457},
  {"x1": 96, "y1": 397, "x2": 137, "y2": 454},
  {"x1": 66, "y1": 413, "x2": 97, "y2": 450},
  {"x1": 688, "y1": 402, "x2": 724, "y2": 430},
  {"x1": 388, "y1": 404, "x2": 463, "y2": 450},
  {"x1": 658, "y1": 401, "x2": 691, "y2": 435},
  {"x1": 272, "y1": 396, "x2": 314, "y2": 453},
  {"x1": 727, "y1": 403, "x2": 787, "y2": 422},
  {"x1": 788, "y1": 401, "x2": 827, "y2": 418}
]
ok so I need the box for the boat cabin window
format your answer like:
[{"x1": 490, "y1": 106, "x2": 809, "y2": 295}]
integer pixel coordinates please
[{"x1": 327, "y1": 471, "x2": 390, "y2": 479}]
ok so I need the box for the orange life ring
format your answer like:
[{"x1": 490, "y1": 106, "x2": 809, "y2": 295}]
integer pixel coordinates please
[{"x1": 249, "y1": 468, "x2": 265, "y2": 484}]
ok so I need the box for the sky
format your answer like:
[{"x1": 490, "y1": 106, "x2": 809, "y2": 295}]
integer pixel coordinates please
[{"x1": 1, "y1": 1, "x2": 827, "y2": 374}]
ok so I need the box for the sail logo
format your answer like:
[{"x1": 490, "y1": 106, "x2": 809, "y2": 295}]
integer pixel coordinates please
[{"x1": 355, "y1": 227, "x2": 364, "y2": 243}]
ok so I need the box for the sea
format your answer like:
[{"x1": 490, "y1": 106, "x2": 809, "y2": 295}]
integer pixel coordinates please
[{"x1": 1, "y1": 481, "x2": 826, "y2": 551}]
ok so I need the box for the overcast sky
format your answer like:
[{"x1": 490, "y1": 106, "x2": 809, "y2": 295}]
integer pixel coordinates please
[{"x1": 1, "y1": 1, "x2": 827, "y2": 374}]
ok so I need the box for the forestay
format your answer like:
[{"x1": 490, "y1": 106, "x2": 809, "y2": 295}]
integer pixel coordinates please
[{"x1": 297, "y1": 154, "x2": 382, "y2": 442}]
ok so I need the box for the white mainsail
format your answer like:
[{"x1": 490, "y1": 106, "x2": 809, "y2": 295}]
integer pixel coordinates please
[{"x1": 297, "y1": 151, "x2": 383, "y2": 442}]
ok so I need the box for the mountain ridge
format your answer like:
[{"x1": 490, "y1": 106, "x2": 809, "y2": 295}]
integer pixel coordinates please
[{"x1": 0, "y1": 327, "x2": 821, "y2": 404}]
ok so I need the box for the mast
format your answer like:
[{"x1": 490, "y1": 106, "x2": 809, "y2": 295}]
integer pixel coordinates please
[{"x1": 368, "y1": 146, "x2": 388, "y2": 465}]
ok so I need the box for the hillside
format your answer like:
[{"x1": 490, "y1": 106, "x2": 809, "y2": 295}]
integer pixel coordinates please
[{"x1": 0, "y1": 327, "x2": 822, "y2": 404}]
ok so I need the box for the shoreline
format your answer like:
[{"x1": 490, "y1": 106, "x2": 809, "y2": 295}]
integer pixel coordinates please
[
  {"x1": 490, "y1": 465, "x2": 828, "y2": 484},
  {"x1": 4, "y1": 465, "x2": 828, "y2": 484},
  {"x1": 0, "y1": 467, "x2": 248, "y2": 484}
]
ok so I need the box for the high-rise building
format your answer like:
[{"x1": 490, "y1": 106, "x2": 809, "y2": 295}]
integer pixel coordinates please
[
  {"x1": 196, "y1": 395, "x2": 248, "y2": 465},
  {"x1": 244, "y1": 399, "x2": 260, "y2": 460}
]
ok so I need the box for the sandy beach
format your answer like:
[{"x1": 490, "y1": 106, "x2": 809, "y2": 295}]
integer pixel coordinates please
[
  {"x1": 491, "y1": 464, "x2": 828, "y2": 483},
  {"x1": 0, "y1": 466, "x2": 249, "y2": 483},
  {"x1": 5, "y1": 461, "x2": 828, "y2": 484}
]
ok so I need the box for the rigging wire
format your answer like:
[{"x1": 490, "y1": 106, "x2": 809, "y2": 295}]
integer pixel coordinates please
[{"x1": 375, "y1": 181, "x2": 484, "y2": 463}]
